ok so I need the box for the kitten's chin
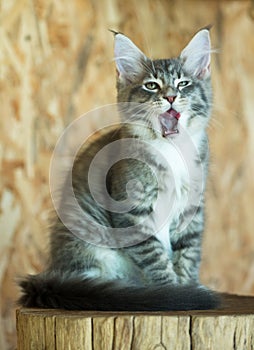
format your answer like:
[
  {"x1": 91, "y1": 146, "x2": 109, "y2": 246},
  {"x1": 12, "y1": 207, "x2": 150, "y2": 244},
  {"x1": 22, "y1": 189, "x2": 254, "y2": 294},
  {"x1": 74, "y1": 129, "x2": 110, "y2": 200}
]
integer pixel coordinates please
[{"x1": 159, "y1": 108, "x2": 180, "y2": 137}]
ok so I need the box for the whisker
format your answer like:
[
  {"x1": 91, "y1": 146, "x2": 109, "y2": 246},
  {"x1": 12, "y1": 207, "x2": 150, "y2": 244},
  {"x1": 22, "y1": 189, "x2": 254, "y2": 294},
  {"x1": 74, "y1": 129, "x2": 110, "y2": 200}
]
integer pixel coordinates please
[{"x1": 208, "y1": 117, "x2": 223, "y2": 130}]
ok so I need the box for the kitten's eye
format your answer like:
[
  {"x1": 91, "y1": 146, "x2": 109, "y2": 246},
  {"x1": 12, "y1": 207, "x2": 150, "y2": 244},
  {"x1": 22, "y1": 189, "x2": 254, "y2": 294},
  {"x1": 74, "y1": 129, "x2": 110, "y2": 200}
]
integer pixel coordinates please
[
  {"x1": 143, "y1": 81, "x2": 160, "y2": 91},
  {"x1": 177, "y1": 80, "x2": 191, "y2": 90}
]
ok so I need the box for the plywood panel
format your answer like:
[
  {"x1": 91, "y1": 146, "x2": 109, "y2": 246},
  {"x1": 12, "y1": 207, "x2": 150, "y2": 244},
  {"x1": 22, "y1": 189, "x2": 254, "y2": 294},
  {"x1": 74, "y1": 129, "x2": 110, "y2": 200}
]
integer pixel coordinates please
[{"x1": 1, "y1": 1, "x2": 254, "y2": 349}]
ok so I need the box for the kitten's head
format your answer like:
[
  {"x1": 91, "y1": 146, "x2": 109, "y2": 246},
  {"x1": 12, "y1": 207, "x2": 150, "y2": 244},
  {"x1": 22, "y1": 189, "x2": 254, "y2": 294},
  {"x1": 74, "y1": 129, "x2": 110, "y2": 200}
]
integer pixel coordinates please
[{"x1": 114, "y1": 29, "x2": 212, "y2": 137}]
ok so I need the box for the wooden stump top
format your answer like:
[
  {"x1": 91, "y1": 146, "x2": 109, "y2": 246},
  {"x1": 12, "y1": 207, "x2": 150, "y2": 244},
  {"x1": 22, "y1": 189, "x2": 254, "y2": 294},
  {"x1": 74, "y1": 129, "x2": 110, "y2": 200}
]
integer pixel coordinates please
[
  {"x1": 16, "y1": 294, "x2": 254, "y2": 350},
  {"x1": 17, "y1": 293, "x2": 254, "y2": 317}
]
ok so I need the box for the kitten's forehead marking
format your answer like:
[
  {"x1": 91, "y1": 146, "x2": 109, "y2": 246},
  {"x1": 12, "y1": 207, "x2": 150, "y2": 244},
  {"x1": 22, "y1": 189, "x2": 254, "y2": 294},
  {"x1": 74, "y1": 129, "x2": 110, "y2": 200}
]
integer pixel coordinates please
[
  {"x1": 142, "y1": 62, "x2": 189, "y2": 93},
  {"x1": 152, "y1": 59, "x2": 184, "y2": 86}
]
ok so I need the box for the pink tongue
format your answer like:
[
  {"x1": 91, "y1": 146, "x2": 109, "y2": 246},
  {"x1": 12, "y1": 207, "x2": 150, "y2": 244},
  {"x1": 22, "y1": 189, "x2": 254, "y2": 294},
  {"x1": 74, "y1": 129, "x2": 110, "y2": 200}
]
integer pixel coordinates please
[
  {"x1": 159, "y1": 109, "x2": 181, "y2": 136},
  {"x1": 168, "y1": 108, "x2": 180, "y2": 119}
]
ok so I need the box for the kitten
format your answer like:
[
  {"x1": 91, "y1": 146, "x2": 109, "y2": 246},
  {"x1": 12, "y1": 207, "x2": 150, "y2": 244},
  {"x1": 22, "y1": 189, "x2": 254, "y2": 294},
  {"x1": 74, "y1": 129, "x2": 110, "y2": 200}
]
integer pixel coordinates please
[{"x1": 19, "y1": 28, "x2": 219, "y2": 311}]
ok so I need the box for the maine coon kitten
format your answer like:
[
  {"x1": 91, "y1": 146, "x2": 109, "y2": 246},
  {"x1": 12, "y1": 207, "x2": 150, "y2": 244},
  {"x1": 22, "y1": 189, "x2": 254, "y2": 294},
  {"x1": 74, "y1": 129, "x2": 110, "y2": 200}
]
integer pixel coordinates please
[{"x1": 19, "y1": 28, "x2": 219, "y2": 311}]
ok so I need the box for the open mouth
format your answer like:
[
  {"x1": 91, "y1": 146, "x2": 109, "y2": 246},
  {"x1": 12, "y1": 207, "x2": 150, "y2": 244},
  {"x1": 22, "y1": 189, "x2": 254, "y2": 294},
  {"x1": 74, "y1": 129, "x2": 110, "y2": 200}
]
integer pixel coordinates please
[{"x1": 159, "y1": 108, "x2": 181, "y2": 137}]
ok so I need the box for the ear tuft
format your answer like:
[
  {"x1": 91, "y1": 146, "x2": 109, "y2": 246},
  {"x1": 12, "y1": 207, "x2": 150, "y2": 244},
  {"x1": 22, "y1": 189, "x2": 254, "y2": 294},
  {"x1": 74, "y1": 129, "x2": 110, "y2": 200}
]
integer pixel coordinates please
[
  {"x1": 114, "y1": 34, "x2": 147, "y2": 82},
  {"x1": 180, "y1": 29, "x2": 211, "y2": 79},
  {"x1": 109, "y1": 29, "x2": 120, "y2": 36}
]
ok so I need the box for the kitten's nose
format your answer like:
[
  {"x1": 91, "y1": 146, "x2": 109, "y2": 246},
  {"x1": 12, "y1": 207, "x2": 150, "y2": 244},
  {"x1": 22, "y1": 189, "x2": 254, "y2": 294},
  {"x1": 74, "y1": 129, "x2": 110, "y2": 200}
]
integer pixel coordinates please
[{"x1": 165, "y1": 95, "x2": 176, "y2": 103}]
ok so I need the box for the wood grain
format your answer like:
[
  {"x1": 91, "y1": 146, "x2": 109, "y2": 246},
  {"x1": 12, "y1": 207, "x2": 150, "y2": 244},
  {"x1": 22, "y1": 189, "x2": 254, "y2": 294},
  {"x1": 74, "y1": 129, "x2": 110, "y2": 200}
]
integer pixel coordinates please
[
  {"x1": 1, "y1": 1, "x2": 254, "y2": 349},
  {"x1": 16, "y1": 295, "x2": 254, "y2": 350}
]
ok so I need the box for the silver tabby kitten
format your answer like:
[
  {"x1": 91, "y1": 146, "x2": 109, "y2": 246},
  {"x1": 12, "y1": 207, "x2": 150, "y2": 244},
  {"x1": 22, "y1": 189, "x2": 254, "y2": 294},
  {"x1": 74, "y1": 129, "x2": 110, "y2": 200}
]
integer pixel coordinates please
[{"x1": 19, "y1": 28, "x2": 219, "y2": 310}]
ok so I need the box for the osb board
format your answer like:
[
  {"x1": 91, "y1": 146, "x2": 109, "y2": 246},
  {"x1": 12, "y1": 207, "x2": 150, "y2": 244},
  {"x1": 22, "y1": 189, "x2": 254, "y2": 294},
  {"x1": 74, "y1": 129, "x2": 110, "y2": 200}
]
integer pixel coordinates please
[{"x1": 0, "y1": 0, "x2": 254, "y2": 349}]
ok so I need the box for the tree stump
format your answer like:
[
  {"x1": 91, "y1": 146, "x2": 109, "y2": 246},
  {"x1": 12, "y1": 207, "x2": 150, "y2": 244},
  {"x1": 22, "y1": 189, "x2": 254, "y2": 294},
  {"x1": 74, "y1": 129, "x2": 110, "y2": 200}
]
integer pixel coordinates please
[{"x1": 16, "y1": 294, "x2": 254, "y2": 350}]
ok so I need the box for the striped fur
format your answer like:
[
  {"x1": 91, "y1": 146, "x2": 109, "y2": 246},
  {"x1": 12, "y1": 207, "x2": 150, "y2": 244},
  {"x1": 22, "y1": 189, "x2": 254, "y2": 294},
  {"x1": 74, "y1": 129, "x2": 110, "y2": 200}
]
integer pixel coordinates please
[{"x1": 18, "y1": 29, "x2": 219, "y2": 311}]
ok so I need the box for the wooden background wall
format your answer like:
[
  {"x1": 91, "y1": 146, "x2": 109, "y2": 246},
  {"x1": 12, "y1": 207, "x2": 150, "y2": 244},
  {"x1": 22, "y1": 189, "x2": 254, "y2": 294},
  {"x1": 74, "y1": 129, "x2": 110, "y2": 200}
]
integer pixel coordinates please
[{"x1": 1, "y1": 0, "x2": 254, "y2": 348}]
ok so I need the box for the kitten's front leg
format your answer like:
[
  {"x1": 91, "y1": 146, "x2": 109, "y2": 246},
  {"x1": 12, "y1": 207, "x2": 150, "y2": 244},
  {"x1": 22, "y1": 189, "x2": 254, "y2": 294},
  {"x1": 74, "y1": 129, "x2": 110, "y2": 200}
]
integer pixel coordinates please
[
  {"x1": 109, "y1": 197, "x2": 179, "y2": 285},
  {"x1": 122, "y1": 235, "x2": 178, "y2": 285},
  {"x1": 108, "y1": 157, "x2": 178, "y2": 286},
  {"x1": 171, "y1": 207, "x2": 204, "y2": 284}
]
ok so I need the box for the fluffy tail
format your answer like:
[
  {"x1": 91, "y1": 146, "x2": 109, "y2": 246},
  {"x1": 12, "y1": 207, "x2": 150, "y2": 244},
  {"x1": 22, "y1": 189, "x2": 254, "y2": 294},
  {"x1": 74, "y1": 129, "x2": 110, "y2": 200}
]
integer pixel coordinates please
[{"x1": 18, "y1": 272, "x2": 220, "y2": 311}]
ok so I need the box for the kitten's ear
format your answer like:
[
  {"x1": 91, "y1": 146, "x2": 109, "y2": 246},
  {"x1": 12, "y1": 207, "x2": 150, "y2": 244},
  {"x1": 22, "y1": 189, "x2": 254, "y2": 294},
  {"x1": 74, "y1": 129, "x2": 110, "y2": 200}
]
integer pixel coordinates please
[
  {"x1": 180, "y1": 29, "x2": 211, "y2": 79},
  {"x1": 114, "y1": 34, "x2": 147, "y2": 82}
]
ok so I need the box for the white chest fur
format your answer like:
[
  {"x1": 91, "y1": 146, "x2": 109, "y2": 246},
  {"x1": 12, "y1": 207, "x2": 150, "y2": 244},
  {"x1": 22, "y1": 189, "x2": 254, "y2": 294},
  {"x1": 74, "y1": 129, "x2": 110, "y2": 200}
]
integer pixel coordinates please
[{"x1": 149, "y1": 130, "x2": 203, "y2": 252}]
